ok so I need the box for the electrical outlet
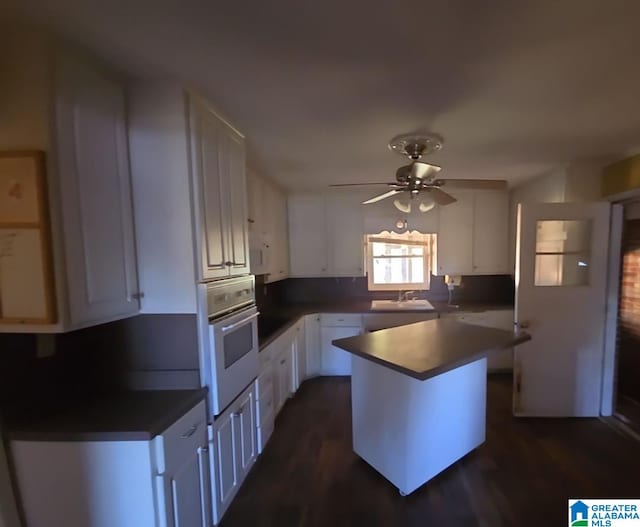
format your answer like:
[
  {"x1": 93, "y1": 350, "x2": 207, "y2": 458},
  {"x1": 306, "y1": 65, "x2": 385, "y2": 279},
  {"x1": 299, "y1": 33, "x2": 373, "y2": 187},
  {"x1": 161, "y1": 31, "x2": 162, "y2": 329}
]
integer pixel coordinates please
[{"x1": 36, "y1": 335, "x2": 56, "y2": 359}]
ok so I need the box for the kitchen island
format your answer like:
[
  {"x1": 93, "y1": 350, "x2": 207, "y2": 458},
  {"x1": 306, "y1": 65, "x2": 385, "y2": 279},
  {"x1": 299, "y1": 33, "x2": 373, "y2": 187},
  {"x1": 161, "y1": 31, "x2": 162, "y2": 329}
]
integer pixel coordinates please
[{"x1": 333, "y1": 318, "x2": 530, "y2": 496}]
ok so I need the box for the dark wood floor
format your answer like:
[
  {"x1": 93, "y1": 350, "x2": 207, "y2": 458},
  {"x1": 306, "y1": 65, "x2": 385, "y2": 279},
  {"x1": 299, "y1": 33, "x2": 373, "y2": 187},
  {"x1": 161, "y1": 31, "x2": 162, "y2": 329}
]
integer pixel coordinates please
[
  {"x1": 616, "y1": 394, "x2": 640, "y2": 436},
  {"x1": 221, "y1": 375, "x2": 640, "y2": 527}
]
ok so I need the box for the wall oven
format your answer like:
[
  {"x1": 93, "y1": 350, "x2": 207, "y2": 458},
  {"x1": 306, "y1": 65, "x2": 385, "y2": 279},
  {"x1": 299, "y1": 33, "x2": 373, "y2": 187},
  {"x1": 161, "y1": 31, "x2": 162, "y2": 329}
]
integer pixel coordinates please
[{"x1": 199, "y1": 276, "x2": 259, "y2": 415}]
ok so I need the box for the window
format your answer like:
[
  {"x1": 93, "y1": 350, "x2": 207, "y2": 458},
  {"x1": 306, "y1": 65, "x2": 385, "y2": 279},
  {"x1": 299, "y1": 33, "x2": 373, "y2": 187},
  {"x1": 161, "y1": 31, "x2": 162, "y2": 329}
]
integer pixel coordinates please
[
  {"x1": 534, "y1": 220, "x2": 591, "y2": 287},
  {"x1": 365, "y1": 231, "x2": 436, "y2": 291}
]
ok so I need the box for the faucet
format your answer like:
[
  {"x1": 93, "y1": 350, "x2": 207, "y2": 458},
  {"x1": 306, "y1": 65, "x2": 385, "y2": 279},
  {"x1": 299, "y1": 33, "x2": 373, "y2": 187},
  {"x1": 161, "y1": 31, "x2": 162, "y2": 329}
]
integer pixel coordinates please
[{"x1": 398, "y1": 290, "x2": 416, "y2": 302}]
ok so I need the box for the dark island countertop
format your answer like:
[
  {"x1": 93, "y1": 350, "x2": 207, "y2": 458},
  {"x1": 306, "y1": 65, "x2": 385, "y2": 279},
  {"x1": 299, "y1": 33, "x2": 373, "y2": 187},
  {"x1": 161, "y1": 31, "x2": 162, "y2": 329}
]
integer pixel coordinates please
[
  {"x1": 332, "y1": 318, "x2": 530, "y2": 381},
  {"x1": 5, "y1": 389, "x2": 208, "y2": 442}
]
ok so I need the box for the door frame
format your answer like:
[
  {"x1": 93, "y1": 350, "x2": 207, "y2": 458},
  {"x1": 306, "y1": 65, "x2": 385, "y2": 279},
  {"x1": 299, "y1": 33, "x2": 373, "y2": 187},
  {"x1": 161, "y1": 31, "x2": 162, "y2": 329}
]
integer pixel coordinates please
[{"x1": 602, "y1": 193, "x2": 640, "y2": 415}]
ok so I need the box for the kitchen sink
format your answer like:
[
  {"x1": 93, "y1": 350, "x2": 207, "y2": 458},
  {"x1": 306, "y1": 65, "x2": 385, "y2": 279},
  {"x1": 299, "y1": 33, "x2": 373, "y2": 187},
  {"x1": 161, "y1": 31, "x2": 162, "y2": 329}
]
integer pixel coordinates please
[{"x1": 370, "y1": 299, "x2": 435, "y2": 311}]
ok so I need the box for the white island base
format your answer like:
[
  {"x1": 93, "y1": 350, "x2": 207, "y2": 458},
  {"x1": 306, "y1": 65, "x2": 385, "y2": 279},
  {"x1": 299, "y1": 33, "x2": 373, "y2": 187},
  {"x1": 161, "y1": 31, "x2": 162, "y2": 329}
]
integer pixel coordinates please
[{"x1": 351, "y1": 355, "x2": 487, "y2": 496}]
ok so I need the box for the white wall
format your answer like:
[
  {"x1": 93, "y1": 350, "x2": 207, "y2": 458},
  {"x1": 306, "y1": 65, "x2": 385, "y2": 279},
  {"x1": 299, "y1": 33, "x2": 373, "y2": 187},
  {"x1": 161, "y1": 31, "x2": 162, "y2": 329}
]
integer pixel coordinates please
[
  {"x1": 508, "y1": 162, "x2": 605, "y2": 271},
  {"x1": 508, "y1": 167, "x2": 567, "y2": 271},
  {"x1": 0, "y1": 27, "x2": 51, "y2": 150}
]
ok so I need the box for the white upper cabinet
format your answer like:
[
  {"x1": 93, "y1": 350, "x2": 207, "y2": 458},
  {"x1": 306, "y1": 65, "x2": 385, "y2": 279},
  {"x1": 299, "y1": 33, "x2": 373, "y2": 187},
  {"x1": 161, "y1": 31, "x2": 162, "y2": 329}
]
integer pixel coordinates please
[
  {"x1": 288, "y1": 195, "x2": 329, "y2": 276},
  {"x1": 246, "y1": 171, "x2": 289, "y2": 281},
  {"x1": 437, "y1": 190, "x2": 509, "y2": 276},
  {"x1": 288, "y1": 193, "x2": 364, "y2": 277},
  {"x1": 472, "y1": 190, "x2": 509, "y2": 274},
  {"x1": 327, "y1": 195, "x2": 365, "y2": 276},
  {"x1": 437, "y1": 192, "x2": 474, "y2": 276},
  {"x1": 128, "y1": 83, "x2": 250, "y2": 313},
  {"x1": 190, "y1": 96, "x2": 250, "y2": 280},
  {"x1": 0, "y1": 34, "x2": 141, "y2": 332},
  {"x1": 55, "y1": 51, "x2": 140, "y2": 326}
]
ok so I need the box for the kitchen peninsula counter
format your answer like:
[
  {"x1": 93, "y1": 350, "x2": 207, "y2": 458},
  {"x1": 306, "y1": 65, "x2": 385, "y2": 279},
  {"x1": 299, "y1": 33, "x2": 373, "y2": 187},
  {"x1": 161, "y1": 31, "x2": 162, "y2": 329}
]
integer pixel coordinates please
[
  {"x1": 332, "y1": 317, "x2": 530, "y2": 380},
  {"x1": 5, "y1": 389, "x2": 208, "y2": 442},
  {"x1": 331, "y1": 318, "x2": 530, "y2": 496}
]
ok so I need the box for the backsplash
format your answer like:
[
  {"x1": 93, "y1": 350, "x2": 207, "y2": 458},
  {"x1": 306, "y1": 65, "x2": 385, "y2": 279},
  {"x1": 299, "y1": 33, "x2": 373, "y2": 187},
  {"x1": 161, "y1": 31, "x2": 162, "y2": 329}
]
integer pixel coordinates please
[
  {"x1": 0, "y1": 315, "x2": 199, "y2": 413},
  {"x1": 256, "y1": 274, "x2": 514, "y2": 312}
]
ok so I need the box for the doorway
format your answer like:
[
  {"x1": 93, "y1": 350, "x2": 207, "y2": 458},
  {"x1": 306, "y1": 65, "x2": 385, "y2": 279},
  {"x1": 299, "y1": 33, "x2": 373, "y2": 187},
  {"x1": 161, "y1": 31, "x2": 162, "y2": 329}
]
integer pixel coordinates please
[{"x1": 614, "y1": 208, "x2": 640, "y2": 434}]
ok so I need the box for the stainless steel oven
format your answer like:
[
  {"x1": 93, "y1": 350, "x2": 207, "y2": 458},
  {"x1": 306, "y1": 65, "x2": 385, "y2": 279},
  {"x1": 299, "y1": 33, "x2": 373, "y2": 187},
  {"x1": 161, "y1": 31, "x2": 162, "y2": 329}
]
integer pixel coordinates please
[{"x1": 198, "y1": 276, "x2": 258, "y2": 415}]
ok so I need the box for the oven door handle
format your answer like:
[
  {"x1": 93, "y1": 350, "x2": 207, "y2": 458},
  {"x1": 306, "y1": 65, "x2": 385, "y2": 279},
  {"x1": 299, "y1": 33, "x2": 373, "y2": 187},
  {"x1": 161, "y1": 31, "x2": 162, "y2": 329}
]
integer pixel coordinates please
[{"x1": 220, "y1": 312, "x2": 260, "y2": 333}]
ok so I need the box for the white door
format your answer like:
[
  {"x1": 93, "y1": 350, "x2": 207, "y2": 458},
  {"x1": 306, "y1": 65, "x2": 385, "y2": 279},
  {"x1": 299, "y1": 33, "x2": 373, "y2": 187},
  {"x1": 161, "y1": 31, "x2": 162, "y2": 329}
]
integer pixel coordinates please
[
  {"x1": 514, "y1": 202, "x2": 610, "y2": 416},
  {"x1": 55, "y1": 52, "x2": 139, "y2": 325}
]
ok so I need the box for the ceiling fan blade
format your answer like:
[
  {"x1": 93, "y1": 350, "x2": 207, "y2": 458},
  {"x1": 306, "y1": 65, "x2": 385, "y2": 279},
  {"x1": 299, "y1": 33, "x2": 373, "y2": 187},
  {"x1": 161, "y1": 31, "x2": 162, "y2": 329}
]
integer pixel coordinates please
[
  {"x1": 428, "y1": 187, "x2": 457, "y2": 206},
  {"x1": 437, "y1": 178, "x2": 507, "y2": 190},
  {"x1": 362, "y1": 189, "x2": 402, "y2": 204},
  {"x1": 329, "y1": 182, "x2": 396, "y2": 187},
  {"x1": 411, "y1": 161, "x2": 442, "y2": 180}
]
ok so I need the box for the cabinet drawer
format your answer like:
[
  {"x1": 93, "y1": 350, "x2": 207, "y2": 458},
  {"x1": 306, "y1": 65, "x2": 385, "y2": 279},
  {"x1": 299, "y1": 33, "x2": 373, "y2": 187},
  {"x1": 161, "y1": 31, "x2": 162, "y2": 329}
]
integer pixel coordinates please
[
  {"x1": 259, "y1": 346, "x2": 274, "y2": 368},
  {"x1": 320, "y1": 313, "x2": 362, "y2": 327},
  {"x1": 257, "y1": 384, "x2": 275, "y2": 426},
  {"x1": 257, "y1": 412, "x2": 274, "y2": 454},
  {"x1": 155, "y1": 400, "x2": 207, "y2": 474}
]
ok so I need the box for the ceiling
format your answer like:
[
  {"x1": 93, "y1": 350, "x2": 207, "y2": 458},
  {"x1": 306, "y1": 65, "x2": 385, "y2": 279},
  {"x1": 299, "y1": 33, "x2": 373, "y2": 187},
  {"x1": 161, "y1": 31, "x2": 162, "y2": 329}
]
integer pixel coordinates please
[{"x1": 4, "y1": 0, "x2": 640, "y2": 191}]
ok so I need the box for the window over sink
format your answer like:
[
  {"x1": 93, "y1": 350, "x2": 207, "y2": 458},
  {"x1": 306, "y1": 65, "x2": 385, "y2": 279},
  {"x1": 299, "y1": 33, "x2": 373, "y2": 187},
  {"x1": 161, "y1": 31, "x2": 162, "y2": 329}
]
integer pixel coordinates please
[{"x1": 365, "y1": 231, "x2": 436, "y2": 291}]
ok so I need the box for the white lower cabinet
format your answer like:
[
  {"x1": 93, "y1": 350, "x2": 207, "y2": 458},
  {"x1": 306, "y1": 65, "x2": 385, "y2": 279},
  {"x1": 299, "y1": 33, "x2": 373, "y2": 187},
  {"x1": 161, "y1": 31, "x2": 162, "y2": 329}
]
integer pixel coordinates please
[
  {"x1": 319, "y1": 314, "x2": 363, "y2": 375},
  {"x1": 10, "y1": 401, "x2": 209, "y2": 527},
  {"x1": 442, "y1": 309, "x2": 515, "y2": 371},
  {"x1": 275, "y1": 344, "x2": 293, "y2": 414},
  {"x1": 305, "y1": 314, "x2": 322, "y2": 377},
  {"x1": 209, "y1": 383, "x2": 256, "y2": 525},
  {"x1": 293, "y1": 319, "x2": 306, "y2": 390}
]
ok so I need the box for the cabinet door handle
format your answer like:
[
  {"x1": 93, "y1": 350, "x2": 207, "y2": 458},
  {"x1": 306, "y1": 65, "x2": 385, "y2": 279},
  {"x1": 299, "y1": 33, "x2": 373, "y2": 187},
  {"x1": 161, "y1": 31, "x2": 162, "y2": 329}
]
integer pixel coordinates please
[
  {"x1": 131, "y1": 292, "x2": 145, "y2": 300},
  {"x1": 221, "y1": 312, "x2": 260, "y2": 332},
  {"x1": 181, "y1": 424, "x2": 198, "y2": 438},
  {"x1": 280, "y1": 359, "x2": 286, "y2": 365},
  {"x1": 197, "y1": 446, "x2": 212, "y2": 527},
  {"x1": 225, "y1": 261, "x2": 233, "y2": 266}
]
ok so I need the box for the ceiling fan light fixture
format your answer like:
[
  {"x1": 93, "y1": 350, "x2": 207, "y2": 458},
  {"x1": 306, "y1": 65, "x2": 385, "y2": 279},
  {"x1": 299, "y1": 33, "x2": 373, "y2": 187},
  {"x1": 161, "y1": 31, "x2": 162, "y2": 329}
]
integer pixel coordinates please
[
  {"x1": 393, "y1": 197, "x2": 411, "y2": 213},
  {"x1": 418, "y1": 197, "x2": 435, "y2": 213}
]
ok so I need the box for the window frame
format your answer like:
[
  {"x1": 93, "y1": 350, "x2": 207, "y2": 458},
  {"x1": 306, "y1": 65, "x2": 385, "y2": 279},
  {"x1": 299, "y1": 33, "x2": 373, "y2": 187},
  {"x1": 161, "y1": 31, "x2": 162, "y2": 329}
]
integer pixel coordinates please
[{"x1": 365, "y1": 234, "x2": 435, "y2": 291}]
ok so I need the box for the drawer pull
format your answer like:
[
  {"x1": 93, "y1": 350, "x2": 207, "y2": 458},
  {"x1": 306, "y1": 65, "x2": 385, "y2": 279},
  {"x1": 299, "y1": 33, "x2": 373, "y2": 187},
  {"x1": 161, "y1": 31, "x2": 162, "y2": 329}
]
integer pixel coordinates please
[
  {"x1": 181, "y1": 425, "x2": 198, "y2": 438},
  {"x1": 280, "y1": 359, "x2": 286, "y2": 365}
]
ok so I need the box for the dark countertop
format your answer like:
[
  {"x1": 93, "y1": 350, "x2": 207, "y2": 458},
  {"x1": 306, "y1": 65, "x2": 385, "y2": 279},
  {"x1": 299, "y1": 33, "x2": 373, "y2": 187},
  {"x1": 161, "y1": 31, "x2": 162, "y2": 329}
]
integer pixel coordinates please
[
  {"x1": 258, "y1": 300, "x2": 514, "y2": 350},
  {"x1": 5, "y1": 389, "x2": 208, "y2": 442},
  {"x1": 332, "y1": 318, "x2": 530, "y2": 381}
]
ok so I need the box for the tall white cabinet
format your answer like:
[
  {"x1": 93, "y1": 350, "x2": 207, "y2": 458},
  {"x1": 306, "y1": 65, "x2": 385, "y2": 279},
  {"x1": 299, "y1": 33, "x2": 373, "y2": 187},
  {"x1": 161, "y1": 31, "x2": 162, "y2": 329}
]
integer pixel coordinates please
[
  {"x1": 128, "y1": 83, "x2": 250, "y2": 313},
  {"x1": 190, "y1": 96, "x2": 250, "y2": 281},
  {"x1": 0, "y1": 35, "x2": 140, "y2": 332}
]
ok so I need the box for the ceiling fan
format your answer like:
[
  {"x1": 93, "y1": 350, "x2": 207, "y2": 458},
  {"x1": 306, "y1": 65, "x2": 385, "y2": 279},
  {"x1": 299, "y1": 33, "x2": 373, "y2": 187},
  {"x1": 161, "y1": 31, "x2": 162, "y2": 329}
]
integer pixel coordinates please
[{"x1": 330, "y1": 133, "x2": 506, "y2": 213}]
